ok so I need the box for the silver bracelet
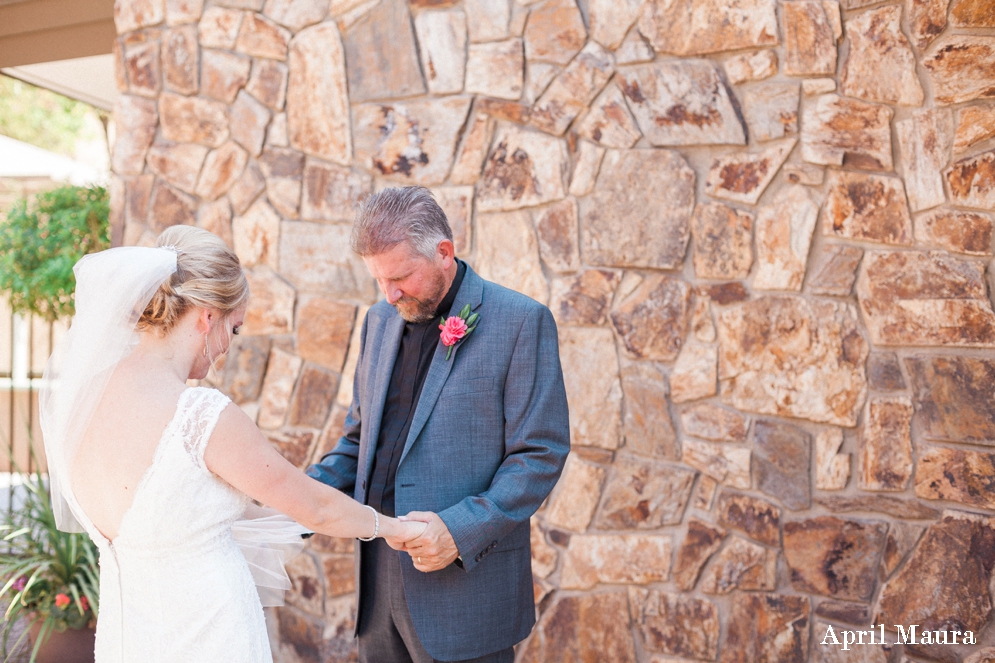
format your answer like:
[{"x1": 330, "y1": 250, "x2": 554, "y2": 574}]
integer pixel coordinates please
[{"x1": 357, "y1": 505, "x2": 379, "y2": 542}]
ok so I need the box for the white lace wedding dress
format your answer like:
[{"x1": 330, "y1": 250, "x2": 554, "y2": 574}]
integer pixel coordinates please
[{"x1": 74, "y1": 387, "x2": 273, "y2": 663}]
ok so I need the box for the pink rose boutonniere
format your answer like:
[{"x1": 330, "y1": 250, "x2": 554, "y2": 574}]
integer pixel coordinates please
[{"x1": 439, "y1": 303, "x2": 479, "y2": 360}]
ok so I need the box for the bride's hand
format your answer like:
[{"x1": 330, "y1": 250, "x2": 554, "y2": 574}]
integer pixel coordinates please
[{"x1": 383, "y1": 518, "x2": 427, "y2": 551}]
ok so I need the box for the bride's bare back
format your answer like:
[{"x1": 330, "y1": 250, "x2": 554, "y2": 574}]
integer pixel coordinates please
[{"x1": 71, "y1": 354, "x2": 188, "y2": 542}]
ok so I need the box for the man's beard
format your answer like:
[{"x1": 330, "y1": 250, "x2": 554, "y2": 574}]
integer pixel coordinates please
[{"x1": 393, "y1": 270, "x2": 448, "y2": 323}]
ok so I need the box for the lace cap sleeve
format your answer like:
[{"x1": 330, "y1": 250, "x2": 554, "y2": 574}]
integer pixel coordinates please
[{"x1": 180, "y1": 387, "x2": 233, "y2": 468}]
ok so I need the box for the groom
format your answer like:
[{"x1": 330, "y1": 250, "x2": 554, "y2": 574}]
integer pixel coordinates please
[{"x1": 307, "y1": 186, "x2": 570, "y2": 663}]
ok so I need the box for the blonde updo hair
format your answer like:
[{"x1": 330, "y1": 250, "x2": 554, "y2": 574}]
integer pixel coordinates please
[{"x1": 138, "y1": 226, "x2": 249, "y2": 335}]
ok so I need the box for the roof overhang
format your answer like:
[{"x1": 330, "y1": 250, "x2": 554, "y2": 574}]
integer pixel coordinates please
[{"x1": 0, "y1": 0, "x2": 115, "y2": 69}]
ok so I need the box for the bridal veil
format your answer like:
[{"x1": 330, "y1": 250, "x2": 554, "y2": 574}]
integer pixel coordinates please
[{"x1": 39, "y1": 245, "x2": 306, "y2": 606}]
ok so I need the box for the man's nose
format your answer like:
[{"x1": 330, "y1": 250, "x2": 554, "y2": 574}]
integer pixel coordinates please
[{"x1": 381, "y1": 282, "x2": 402, "y2": 304}]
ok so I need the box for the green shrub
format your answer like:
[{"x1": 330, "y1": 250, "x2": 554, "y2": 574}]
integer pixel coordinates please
[{"x1": 0, "y1": 185, "x2": 109, "y2": 322}]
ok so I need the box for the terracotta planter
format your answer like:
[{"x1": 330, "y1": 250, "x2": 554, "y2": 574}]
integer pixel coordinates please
[{"x1": 28, "y1": 622, "x2": 95, "y2": 663}]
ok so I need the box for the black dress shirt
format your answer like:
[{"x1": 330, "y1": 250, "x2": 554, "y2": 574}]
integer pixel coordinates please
[{"x1": 366, "y1": 260, "x2": 467, "y2": 517}]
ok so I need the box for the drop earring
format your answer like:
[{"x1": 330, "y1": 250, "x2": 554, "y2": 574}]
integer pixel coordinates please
[{"x1": 202, "y1": 334, "x2": 210, "y2": 359}]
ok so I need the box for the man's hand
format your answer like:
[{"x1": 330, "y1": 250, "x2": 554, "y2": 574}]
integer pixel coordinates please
[{"x1": 398, "y1": 511, "x2": 459, "y2": 572}]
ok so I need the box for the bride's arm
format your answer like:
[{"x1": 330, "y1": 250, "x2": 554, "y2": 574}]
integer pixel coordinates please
[{"x1": 204, "y1": 403, "x2": 423, "y2": 544}]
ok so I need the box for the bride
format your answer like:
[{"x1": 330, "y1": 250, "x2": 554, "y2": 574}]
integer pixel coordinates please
[{"x1": 40, "y1": 225, "x2": 425, "y2": 662}]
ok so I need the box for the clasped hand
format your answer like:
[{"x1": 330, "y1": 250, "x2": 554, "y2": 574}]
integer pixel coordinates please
[{"x1": 384, "y1": 511, "x2": 459, "y2": 573}]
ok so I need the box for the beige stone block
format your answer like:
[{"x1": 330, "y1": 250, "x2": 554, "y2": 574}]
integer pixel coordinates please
[
  {"x1": 534, "y1": 199, "x2": 580, "y2": 273},
  {"x1": 595, "y1": 455, "x2": 695, "y2": 529},
  {"x1": 228, "y1": 161, "x2": 266, "y2": 215},
  {"x1": 815, "y1": 427, "x2": 849, "y2": 491},
  {"x1": 672, "y1": 519, "x2": 726, "y2": 591},
  {"x1": 263, "y1": 0, "x2": 327, "y2": 31},
  {"x1": 691, "y1": 202, "x2": 754, "y2": 281},
  {"x1": 720, "y1": 594, "x2": 809, "y2": 663},
  {"x1": 450, "y1": 112, "x2": 495, "y2": 186},
  {"x1": 567, "y1": 141, "x2": 605, "y2": 197},
  {"x1": 782, "y1": 0, "x2": 836, "y2": 76},
  {"x1": 196, "y1": 141, "x2": 248, "y2": 201},
  {"x1": 802, "y1": 94, "x2": 893, "y2": 170},
  {"x1": 683, "y1": 440, "x2": 751, "y2": 489},
  {"x1": 841, "y1": 6, "x2": 923, "y2": 106},
  {"x1": 559, "y1": 327, "x2": 622, "y2": 450},
  {"x1": 718, "y1": 296, "x2": 868, "y2": 426},
  {"x1": 148, "y1": 181, "x2": 197, "y2": 233},
  {"x1": 544, "y1": 454, "x2": 606, "y2": 531},
  {"x1": 670, "y1": 343, "x2": 717, "y2": 404},
  {"x1": 859, "y1": 397, "x2": 914, "y2": 492},
  {"x1": 460, "y1": 0, "x2": 508, "y2": 42},
  {"x1": 822, "y1": 171, "x2": 912, "y2": 245},
  {"x1": 924, "y1": 36, "x2": 995, "y2": 105},
  {"x1": 341, "y1": 0, "x2": 425, "y2": 102},
  {"x1": 477, "y1": 125, "x2": 566, "y2": 212},
  {"x1": 530, "y1": 42, "x2": 613, "y2": 136},
  {"x1": 620, "y1": 362, "x2": 678, "y2": 459},
  {"x1": 115, "y1": 0, "x2": 165, "y2": 33},
  {"x1": 560, "y1": 535, "x2": 670, "y2": 590},
  {"x1": 428, "y1": 186, "x2": 473, "y2": 255},
  {"x1": 465, "y1": 39, "x2": 524, "y2": 101},
  {"x1": 159, "y1": 92, "x2": 229, "y2": 147},
  {"x1": 753, "y1": 185, "x2": 818, "y2": 291},
  {"x1": 716, "y1": 491, "x2": 781, "y2": 546},
  {"x1": 617, "y1": 61, "x2": 746, "y2": 146},
  {"x1": 947, "y1": 149, "x2": 995, "y2": 210},
  {"x1": 680, "y1": 403, "x2": 747, "y2": 442},
  {"x1": 111, "y1": 95, "x2": 159, "y2": 175},
  {"x1": 235, "y1": 12, "x2": 290, "y2": 60},
  {"x1": 783, "y1": 516, "x2": 887, "y2": 601},
  {"x1": 638, "y1": 0, "x2": 778, "y2": 57},
  {"x1": 523, "y1": 0, "x2": 586, "y2": 64},
  {"x1": 699, "y1": 536, "x2": 777, "y2": 593},
  {"x1": 915, "y1": 209, "x2": 994, "y2": 256},
  {"x1": 856, "y1": 251, "x2": 995, "y2": 347},
  {"x1": 279, "y1": 221, "x2": 376, "y2": 300},
  {"x1": 742, "y1": 84, "x2": 799, "y2": 143},
  {"x1": 201, "y1": 49, "x2": 251, "y2": 104},
  {"x1": 147, "y1": 142, "x2": 209, "y2": 194},
  {"x1": 296, "y1": 297, "x2": 357, "y2": 372},
  {"x1": 916, "y1": 445, "x2": 995, "y2": 510},
  {"x1": 243, "y1": 266, "x2": 295, "y2": 335},
  {"x1": 475, "y1": 210, "x2": 547, "y2": 304},
  {"x1": 581, "y1": 149, "x2": 694, "y2": 269},
  {"x1": 611, "y1": 274, "x2": 692, "y2": 361},
  {"x1": 414, "y1": 9, "x2": 467, "y2": 95},
  {"x1": 288, "y1": 22, "x2": 352, "y2": 166},
  {"x1": 257, "y1": 347, "x2": 303, "y2": 429},
  {"x1": 575, "y1": 84, "x2": 641, "y2": 149},
  {"x1": 197, "y1": 197, "x2": 233, "y2": 247},
  {"x1": 588, "y1": 0, "x2": 640, "y2": 50},
  {"x1": 954, "y1": 103, "x2": 995, "y2": 153},
  {"x1": 233, "y1": 199, "x2": 281, "y2": 269},
  {"x1": 723, "y1": 49, "x2": 777, "y2": 85},
  {"x1": 353, "y1": 97, "x2": 472, "y2": 186},
  {"x1": 122, "y1": 33, "x2": 160, "y2": 98},
  {"x1": 198, "y1": 7, "x2": 243, "y2": 49},
  {"x1": 162, "y1": 25, "x2": 199, "y2": 94}
]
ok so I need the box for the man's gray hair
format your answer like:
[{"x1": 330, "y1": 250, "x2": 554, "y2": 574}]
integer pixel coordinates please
[{"x1": 352, "y1": 186, "x2": 453, "y2": 259}]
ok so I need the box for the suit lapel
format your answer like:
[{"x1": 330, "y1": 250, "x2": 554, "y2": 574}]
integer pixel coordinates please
[
  {"x1": 362, "y1": 311, "x2": 405, "y2": 485},
  {"x1": 398, "y1": 266, "x2": 484, "y2": 467}
]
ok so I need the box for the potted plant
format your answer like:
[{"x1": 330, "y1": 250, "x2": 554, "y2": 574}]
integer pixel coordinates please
[
  {"x1": 0, "y1": 184, "x2": 109, "y2": 322},
  {"x1": 0, "y1": 465, "x2": 99, "y2": 663}
]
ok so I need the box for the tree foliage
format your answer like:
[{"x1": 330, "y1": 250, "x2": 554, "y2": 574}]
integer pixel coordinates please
[
  {"x1": 0, "y1": 75, "x2": 105, "y2": 157},
  {"x1": 0, "y1": 185, "x2": 110, "y2": 322}
]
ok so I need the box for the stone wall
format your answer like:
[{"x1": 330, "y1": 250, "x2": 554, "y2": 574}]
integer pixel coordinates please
[{"x1": 107, "y1": 0, "x2": 995, "y2": 660}]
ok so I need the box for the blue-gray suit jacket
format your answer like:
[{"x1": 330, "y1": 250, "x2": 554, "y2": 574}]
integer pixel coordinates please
[{"x1": 307, "y1": 264, "x2": 570, "y2": 661}]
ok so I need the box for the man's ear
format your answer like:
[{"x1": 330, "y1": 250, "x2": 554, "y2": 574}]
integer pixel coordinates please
[{"x1": 437, "y1": 239, "x2": 455, "y2": 267}]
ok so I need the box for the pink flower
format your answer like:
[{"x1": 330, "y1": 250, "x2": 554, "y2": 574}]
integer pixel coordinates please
[
  {"x1": 439, "y1": 316, "x2": 468, "y2": 347},
  {"x1": 12, "y1": 576, "x2": 26, "y2": 592},
  {"x1": 80, "y1": 596, "x2": 90, "y2": 611},
  {"x1": 54, "y1": 594, "x2": 70, "y2": 609}
]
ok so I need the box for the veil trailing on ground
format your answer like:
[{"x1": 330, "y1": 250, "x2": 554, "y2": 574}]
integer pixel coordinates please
[{"x1": 40, "y1": 246, "x2": 306, "y2": 606}]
